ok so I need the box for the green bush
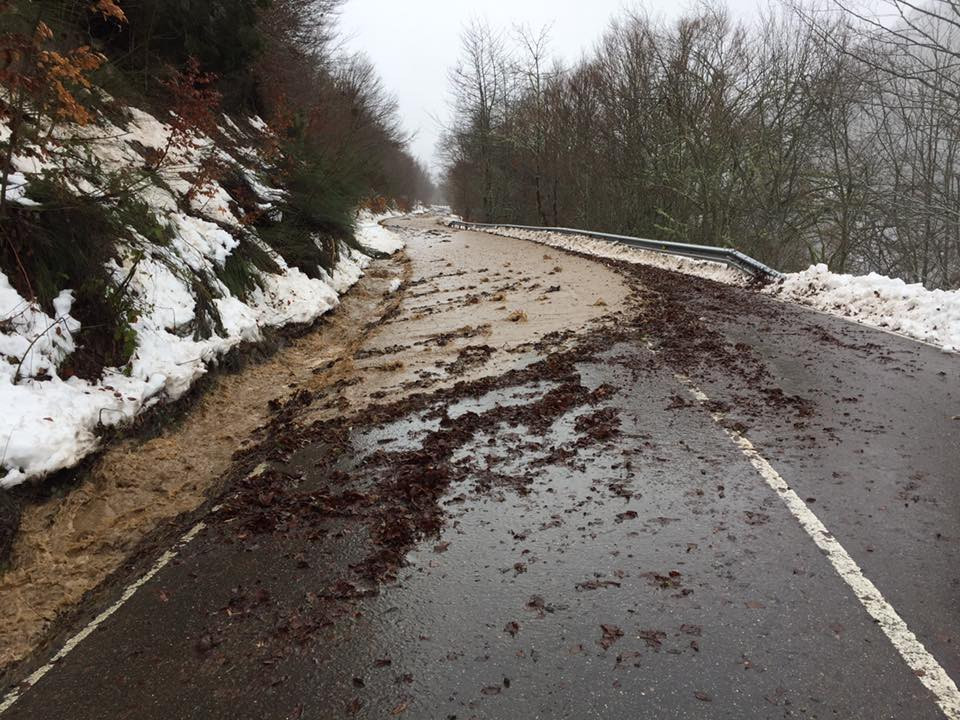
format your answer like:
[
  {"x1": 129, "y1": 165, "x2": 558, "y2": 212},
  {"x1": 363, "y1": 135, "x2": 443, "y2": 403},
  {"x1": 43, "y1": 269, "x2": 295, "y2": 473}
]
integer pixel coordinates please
[
  {"x1": 0, "y1": 178, "x2": 140, "y2": 379},
  {"x1": 259, "y1": 140, "x2": 366, "y2": 277},
  {"x1": 216, "y1": 234, "x2": 280, "y2": 301}
]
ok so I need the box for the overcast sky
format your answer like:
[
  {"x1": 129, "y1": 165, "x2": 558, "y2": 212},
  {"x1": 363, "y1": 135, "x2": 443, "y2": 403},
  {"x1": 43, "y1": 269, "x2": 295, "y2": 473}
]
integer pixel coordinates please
[{"x1": 338, "y1": 1, "x2": 763, "y2": 177}]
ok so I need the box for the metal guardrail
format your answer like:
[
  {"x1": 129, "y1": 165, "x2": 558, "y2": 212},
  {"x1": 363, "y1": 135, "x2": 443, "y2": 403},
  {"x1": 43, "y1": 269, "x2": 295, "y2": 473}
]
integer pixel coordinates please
[{"x1": 449, "y1": 221, "x2": 783, "y2": 282}]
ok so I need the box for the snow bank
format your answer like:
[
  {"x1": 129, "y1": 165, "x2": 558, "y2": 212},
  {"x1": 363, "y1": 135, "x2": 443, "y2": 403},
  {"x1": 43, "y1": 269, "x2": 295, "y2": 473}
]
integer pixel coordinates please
[
  {"x1": 0, "y1": 105, "x2": 406, "y2": 488},
  {"x1": 764, "y1": 265, "x2": 960, "y2": 353},
  {"x1": 462, "y1": 223, "x2": 959, "y2": 353},
  {"x1": 467, "y1": 225, "x2": 751, "y2": 286},
  {"x1": 1, "y1": 172, "x2": 39, "y2": 207},
  {"x1": 356, "y1": 210, "x2": 404, "y2": 255},
  {"x1": 0, "y1": 216, "x2": 400, "y2": 488}
]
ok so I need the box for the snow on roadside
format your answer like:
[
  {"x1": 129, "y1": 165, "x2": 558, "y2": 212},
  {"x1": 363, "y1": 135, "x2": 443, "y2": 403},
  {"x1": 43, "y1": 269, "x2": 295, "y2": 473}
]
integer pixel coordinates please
[
  {"x1": 0, "y1": 214, "x2": 401, "y2": 489},
  {"x1": 356, "y1": 210, "x2": 405, "y2": 255},
  {"x1": 461, "y1": 223, "x2": 959, "y2": 354},
  {"x1": 763, "y1": 265, "x2": 960, "y2": 353},
  {"x1": 465, "y1": 225, "x2": 751, "y2": 286},
  {"x1": 0, "y1": 96, "x2": 406, "y2": 488}
]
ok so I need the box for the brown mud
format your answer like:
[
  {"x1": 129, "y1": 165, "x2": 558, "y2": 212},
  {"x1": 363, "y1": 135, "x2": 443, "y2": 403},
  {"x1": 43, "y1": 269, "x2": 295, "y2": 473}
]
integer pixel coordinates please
[
  {"x1": 160, "y1": 232, "x2": 830, "y2": 674},
  {"x1": 0, "y1": 257, "x2": 410, "y2": 670},
  {"x1": 0, "y1": 214, "x2": 631, "y2": 674}
]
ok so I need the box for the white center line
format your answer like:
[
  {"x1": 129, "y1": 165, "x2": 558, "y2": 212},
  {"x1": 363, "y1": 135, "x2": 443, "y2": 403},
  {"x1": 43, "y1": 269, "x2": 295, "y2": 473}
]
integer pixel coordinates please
[{"x1": 676, "y1": 374, "x2": 960, "y2": 720}]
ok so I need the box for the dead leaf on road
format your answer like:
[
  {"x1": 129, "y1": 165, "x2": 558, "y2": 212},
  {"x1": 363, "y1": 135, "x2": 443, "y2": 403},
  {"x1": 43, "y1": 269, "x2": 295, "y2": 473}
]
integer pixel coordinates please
[
  {"x1": 599, "y1": 624, "x2": 624, "y2": 650},
  {"x1": 576, "y1": 579, "x2": 621, "y2": 591}
]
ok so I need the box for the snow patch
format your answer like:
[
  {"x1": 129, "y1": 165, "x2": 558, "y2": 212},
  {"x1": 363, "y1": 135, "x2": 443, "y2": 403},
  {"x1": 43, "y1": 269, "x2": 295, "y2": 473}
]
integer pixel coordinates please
[
  {"x1": 356, "y1": 210, "x2": 404, "y2": 255},
  {"x1": 764, "y1": 265, "x2": 960, "y2": 353},
  {"x1": 2, "y1": 172, "x2": 39, "y2": 207},
  {"x1": 0, "y1": 105, "x2": 407, "y2": 487}
]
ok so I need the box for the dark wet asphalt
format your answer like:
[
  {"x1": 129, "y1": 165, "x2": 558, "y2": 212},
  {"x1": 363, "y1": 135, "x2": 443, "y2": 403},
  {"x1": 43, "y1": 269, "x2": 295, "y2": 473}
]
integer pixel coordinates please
[
  {"x1": 2, "y1": 266, "x2": 958, "y2": 720},
  {"x1": 684, "y1": 283, "x2": 960, "y2": 684}
]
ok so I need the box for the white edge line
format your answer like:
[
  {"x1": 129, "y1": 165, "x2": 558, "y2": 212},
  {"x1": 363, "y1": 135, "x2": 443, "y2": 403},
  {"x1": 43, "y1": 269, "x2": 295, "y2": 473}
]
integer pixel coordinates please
[
  {"x1": 0, "y1": 520, "x2": 208, "y2": 714},
  {"x1": 676, "y1": 374, "x2": 960, "y2": 720},
  {"x1": 0, "y1": 461, "x2": 267, "y2": 715}
]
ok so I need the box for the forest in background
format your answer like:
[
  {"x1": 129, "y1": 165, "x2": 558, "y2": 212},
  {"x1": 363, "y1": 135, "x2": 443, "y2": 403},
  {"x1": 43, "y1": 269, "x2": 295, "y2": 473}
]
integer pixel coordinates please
[
  {"x1": 441, "y1": 0, "x2": 960, "y2": 290},
  {"x1": 1, "y1": 0, "x2": 434, "y2": 212}
]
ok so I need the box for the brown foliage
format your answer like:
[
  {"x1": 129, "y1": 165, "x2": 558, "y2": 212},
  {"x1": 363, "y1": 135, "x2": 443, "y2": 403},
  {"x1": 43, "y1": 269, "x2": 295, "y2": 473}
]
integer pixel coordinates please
[
  {"x1": 0, "y1": 19, "x2": 109, "y2": 126},
  {"x1": 163, "y1": 57, "x2": 222, "y2": 150},
  {"x1": 89, "y1": 0, "x2": 126, "y2": 23}
]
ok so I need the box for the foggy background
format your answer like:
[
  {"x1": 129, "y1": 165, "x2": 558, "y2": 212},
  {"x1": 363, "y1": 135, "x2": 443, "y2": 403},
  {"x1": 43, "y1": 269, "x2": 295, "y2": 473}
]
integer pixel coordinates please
[{"x1": 339, "y1": 0, "x2": 761, "y2": 173}]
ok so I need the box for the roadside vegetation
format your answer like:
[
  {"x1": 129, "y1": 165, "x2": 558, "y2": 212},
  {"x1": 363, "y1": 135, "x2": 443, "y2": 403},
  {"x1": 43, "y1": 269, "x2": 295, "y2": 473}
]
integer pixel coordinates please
[
  {"x1": 441, "y1": 0, "x2": 960, "y2": 290},
  {"x1": 0, "y1": 0, "x2": 433, "y2": 383},
  {"x1": 0, "y1": 0, "x2": 436, "y2": 500}
]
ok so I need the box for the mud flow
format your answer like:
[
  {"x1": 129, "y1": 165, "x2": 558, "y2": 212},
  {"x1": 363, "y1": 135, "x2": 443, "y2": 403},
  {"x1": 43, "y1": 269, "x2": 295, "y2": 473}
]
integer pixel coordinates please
[
  {"x1": 0, "y1": 214, "x2": 628, "y2": 674},
  {"x1": 2, "y1": 216, "x2": 954, "y2": 720},
  {"x1": 0, "y1": 257, "x2": 409, "y2": 669}
]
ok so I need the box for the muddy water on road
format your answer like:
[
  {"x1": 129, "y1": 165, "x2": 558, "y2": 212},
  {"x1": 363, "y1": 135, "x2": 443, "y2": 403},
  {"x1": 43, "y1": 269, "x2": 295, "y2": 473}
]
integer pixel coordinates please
[
  {"x1": 287, "y1": 350, "x2": 936, "y2": 720},
  {"x1": 0, "y1": 220, "x2": 952, "y2": 720},
  {"x1": 295, "y1": 216, "x2": 629, "y2": 427},
  {"x1": 0, "y1": 255, "x2": 408, "y2": 671},
  {"x1": 4, "y1": 334, "x2": 940, "y2": 720},
  {"x1": 0, "y1": 214, "x2": 630, "y2": 675}
]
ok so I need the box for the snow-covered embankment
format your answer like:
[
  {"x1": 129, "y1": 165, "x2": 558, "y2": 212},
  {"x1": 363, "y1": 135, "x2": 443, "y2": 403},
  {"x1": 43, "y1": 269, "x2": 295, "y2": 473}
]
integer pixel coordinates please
[{"x1": 1, "y1": 105, "x2": 404, "y2": 488}]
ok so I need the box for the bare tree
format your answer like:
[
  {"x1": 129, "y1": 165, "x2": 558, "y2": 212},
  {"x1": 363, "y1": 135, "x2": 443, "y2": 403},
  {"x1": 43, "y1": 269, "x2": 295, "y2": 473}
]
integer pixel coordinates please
[
  {"x1": 440, "y1": 1, "x2": 960, "y2": 287},
  {"x1": 445, "y1": 20, "x2": 511, "y2": 221}
]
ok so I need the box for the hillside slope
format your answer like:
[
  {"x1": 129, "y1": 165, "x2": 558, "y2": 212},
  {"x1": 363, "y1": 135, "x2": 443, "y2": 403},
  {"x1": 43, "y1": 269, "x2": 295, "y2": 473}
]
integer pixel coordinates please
[{"x1": 1, "y1": 102, "x2": 404, "y2": 488}]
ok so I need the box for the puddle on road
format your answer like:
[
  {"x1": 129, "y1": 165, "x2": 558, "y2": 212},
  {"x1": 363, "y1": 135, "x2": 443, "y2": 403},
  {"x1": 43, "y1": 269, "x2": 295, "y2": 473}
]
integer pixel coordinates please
[
  {"x1": 352, "y1": 413, "x2": 442, "y2": 456},
  {"x1": 446, "y1": 381, "x2": 559, "y2": 421}
]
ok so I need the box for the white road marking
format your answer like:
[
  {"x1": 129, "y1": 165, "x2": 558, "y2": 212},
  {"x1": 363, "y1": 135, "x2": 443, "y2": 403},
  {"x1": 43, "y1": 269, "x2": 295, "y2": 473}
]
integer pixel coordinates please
[
  {"x1": 0, "y1": 461, "x2": 271, "y2": 715},
  {"x1": 0, "y1": 519, "x2": 208, "y2": 714},
  {"x1": 676, "y1": 374, "x2": 960, "y2": 720},
  {"x1": 0, "y1": 342, "x2": 953, "y2": 719}
]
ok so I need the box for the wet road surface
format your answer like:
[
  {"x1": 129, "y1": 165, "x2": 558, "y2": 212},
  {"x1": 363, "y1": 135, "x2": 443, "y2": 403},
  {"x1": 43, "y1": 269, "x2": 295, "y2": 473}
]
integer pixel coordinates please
[{"x1": 1, "y1": 217, "x2": 957, "y2": 719}]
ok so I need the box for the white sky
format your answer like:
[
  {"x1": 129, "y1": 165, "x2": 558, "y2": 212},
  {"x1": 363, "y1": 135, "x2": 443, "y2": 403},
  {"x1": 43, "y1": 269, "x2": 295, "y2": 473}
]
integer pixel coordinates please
[{"x1": 338, "y1": 1, "x2": 762, "y2": 176}]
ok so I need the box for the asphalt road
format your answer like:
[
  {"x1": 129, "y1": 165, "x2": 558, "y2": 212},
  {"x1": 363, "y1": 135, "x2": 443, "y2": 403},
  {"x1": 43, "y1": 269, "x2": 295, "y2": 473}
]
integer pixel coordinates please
[{"x1": 1, "y1": 218, "x2": 957, "y2": 719}]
